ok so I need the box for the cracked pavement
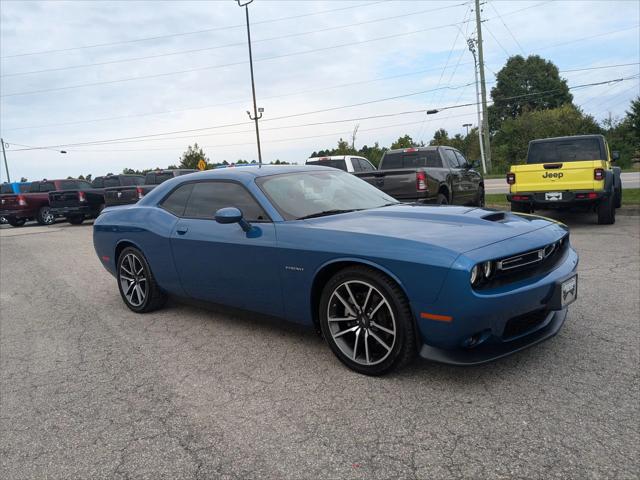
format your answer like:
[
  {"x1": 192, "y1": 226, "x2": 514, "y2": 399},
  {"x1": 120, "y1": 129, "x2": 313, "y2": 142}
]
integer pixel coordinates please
[{"x1": 1, "y1": 213, "x2": 638, "y2": 479}]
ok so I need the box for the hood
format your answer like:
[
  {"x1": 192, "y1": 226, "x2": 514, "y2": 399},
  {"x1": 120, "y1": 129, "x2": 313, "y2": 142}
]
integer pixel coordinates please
[{"x1": 302, "y1": 204, "x2": 559, "y2": 254}]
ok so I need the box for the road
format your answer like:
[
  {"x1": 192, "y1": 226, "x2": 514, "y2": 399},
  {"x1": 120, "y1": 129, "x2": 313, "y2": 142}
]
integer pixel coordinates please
[
  {"x1": 485, "y1": 171, "x2": 640, "y2": 194},
  {"x1": 1, "y1": 215, "x2": 639, "y2": 479}
]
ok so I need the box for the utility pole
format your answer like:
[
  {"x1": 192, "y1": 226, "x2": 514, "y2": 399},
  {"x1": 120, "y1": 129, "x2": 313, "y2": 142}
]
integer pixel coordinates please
[
  {"x1": 1, "y1": 138, "x2": 10, "y2": 183},
  {"x1": 474, "y1": 0, "x2": 491, "y2": 171},
  {"x1": 467, "y1": 38, "x2": 486, "y2": 175},
  {"x1": 237, "y1": 0, "x2": 263, "y2": 165}
]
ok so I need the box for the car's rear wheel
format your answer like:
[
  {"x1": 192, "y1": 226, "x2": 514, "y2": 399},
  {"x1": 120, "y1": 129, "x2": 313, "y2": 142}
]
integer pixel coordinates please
[
  {"x1": 473, "y1": 186, "x2": 485, "y2": 207},
  {"x1": 117, "y1": 247, "x2": 167, "y2": 313},
  {"x1": 597, "y1": 194, "x2": 615, "y2": 225},
  {"x1": 68, "y1": 215, "x2": 84, "y2": 225},
  {"x1": 319, "y1": 266, "x2": 416, "y2": 375},
  {"x1": 437, "y1": 193, "x2": 448, "y2": 205},
  {"x1": 7, "y1": 217, "x2": 26, "y2": 227},
  {"x1": 36, "y1": 206, "x2": 55, "y2": 225},
  {"x1": 511, "y1": 202, "x2": 532, "y2": 214}
]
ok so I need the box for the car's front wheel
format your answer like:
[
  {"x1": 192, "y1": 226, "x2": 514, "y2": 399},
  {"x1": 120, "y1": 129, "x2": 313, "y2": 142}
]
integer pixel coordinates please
[
  {"x1": 319, "y1": 266, "x2": 416, "y2": 375},
  {"x1": 117, "y1": 247, "x2": 167, "y2": 313}
]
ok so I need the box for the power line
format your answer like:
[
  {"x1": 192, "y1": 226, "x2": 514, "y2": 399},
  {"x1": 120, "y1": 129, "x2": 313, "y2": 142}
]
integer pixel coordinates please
[
  {"x1": 0, "y1": 1, "x2": 389, "y2": 59},
  {"x1": 1, "y1": 2, "x2": 467, "y2": 78},
  {"x1": 1, "y1": 22, "x2": 469, "y2": 98},
  {"x1": 9, "y1": 75, "x2": 637, "y2": 152},
  {"x1": 484, "y1": 23, "x2": 511, "y2": 57},
  {"x1": 487, "y1": 0, "x2": 526, "y2": 55}
]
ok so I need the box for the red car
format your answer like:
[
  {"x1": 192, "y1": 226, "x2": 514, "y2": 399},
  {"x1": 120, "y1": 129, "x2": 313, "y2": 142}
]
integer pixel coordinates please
[{"x1": 0, "y1": 178, "x2": 90, "y2": 227}]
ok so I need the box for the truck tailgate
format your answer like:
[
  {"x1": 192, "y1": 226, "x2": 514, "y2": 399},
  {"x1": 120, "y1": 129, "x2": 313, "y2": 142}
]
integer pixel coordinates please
[
  {"x1": 511, "y1": 160, "x2": 605, "y2": 193},
  {"x1": 104, "y1": 187, "x2": 139, "y2": 206},
  {"x1": 49, "y1": 190, "x2": 81, "y2": 207}
]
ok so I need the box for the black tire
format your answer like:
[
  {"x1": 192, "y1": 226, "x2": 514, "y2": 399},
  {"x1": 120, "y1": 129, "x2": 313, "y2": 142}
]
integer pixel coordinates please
[
  {"x1": 117, "y1": 247, "x2": 167, "y2": 313},
  {"x1": 319, "y1": 266, "x2": 416, "y2": 376},
  {"x1": 473, "y1": 186, "x2": 485, "y2": 207},
  {"x1": 437, "y1": 193, "x2": 449, "y2": 205},
  {"x1": 68, "y1": 215, "x2": 84, "y2": 225},
  {"x1": 7, "y1": 217, "x2": 26, "y2": 227},
  {"x1": 36, "y1": 206, "x2": 55, "y2": 225},
  {"x1": 597, "y1": 194, "x2": 616, "y2": 225},
  {"x1": 511, "y1": 202, "x2": 532, "y2": 214},
  {"x1": 614, "y1": 187, "x2": 622, "y2": 209}
]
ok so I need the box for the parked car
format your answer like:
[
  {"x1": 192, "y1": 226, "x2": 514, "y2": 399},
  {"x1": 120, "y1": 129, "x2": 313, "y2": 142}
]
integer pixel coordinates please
[
  {"x1": 507, "y1": 134, "x2": 622, "y2": 224},
  {"x1": 1, "y1": 181, "x2": 31, "y2": 224},
  {"x1": 49, "y1": 174, "x2": 144, "y2": 224},
  {"x1": 357, "y1": 146, "x2": 484, "y2": 206},
  {"x1": 104, "y1": 169, "x2": 196, "y2": 207},
  {"x1": 0, "y1": 179, "x2": 86, "y2": 227},
  {"x1": 306, "y1": 155, "x2": 377, "y2": 173},
  {"x1": 94, "y1": 166, "x2": 578, "y2": 375}
]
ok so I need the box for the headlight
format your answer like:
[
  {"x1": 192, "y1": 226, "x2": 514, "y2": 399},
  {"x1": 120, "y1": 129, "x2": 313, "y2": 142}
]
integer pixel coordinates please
[
  {"x1": 483, "y1": 261, "x2": 493, "y2": 278},
  {"x1": 470, "y1": 265, "x2": 480, "y2": 285}
]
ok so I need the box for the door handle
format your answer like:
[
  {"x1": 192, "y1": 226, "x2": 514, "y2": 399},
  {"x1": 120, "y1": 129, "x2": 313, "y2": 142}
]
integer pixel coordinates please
[{"x1": 176, "y1": 226, "x2": 189, "y2": 235}]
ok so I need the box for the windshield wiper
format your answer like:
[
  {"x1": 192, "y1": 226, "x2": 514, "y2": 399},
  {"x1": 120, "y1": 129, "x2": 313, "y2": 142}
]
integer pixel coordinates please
[{"x1": 298, "y1": 209, "x2": 361, "y2": 220}]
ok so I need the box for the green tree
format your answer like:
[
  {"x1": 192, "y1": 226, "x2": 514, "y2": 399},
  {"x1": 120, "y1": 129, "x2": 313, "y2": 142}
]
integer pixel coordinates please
[
  {"x1": 601, "y1": 96, "x2": 640, "y2": 168},
  {"x1": 492, "y1": 104, "x2": 600, "y2": 170},
  {"x1": 489, "y1": 55, "x2": 573, "y2": 131},
  {"x1": 429, "y1": 129, "x2": 450, "y2": 146},
  {"x1": 390, "y1": 134, "x2": 418, "y2": 149},
  {"x1": 178, "y1": 143, "x2": 209, "y2": 169}
]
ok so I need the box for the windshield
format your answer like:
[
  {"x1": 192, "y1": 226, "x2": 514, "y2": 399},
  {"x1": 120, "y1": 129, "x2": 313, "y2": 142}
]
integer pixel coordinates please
[
  {"x1": 0, "y1": 184, "x2": 12, "y2": 194},
  {"x1": 60, "y1": 180, "x2": 92, "y2": 190},
  {"x1": 257, "y1": 170, "x2": 398, "y2": 220},
  {"x1": 527, "y1": 138, "x2": 604, "y2": 163},
  {"x1": 306, "y1": 159, "x2": 348, "y2": 171}
]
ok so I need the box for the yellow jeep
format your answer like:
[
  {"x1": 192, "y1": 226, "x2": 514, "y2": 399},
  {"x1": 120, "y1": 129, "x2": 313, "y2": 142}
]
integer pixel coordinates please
[{"x1": 506, "y1": 134, "x2": 622, "y2": 224}]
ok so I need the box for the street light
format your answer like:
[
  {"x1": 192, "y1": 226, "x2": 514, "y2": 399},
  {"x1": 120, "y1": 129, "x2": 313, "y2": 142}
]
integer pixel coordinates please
[
  {"x1": 463, "y1": 123, "x2": 472, "y2": 136},
  {"x1": 237, "y1": 0, "x2": 263, "y2": 165}
]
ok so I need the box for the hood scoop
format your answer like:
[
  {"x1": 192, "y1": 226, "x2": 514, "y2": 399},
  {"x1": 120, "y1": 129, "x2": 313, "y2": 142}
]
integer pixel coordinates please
[{"x1": 481, "y1": 211, "x2": 509, "y2": 223}]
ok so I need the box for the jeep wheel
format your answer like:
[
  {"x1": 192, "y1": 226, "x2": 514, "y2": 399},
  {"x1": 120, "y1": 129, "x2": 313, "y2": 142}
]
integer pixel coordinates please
[
  {"x1": 511, "y1": 202, "x2": 531, "y2": 214},
  {"x1": 7, "y1": 217, "x2": 26, "y2": 227},
  {"x1": 614, "y1": 187, "x2": 622, "y2": 209},
  {"x1": 597, "y1": 194, "x2": 615, "y2": 225}
]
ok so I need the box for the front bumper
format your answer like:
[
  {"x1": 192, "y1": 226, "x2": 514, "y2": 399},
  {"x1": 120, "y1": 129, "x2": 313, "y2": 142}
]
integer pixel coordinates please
[
  {"x1": 508, "y1": 190, "x2": 606, "y2": 208},
  {"x1": 49, "y1": 205, "x2": 93, "y2": 217},
  {"x1": 412, "y1": 226, "x2": 578, "y2": 365}
]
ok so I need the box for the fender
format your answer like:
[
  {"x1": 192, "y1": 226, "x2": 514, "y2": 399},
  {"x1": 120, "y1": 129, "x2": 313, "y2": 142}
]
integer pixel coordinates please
[{"x1": 603, "y1": 170, "x2": 615, "y2": 194}]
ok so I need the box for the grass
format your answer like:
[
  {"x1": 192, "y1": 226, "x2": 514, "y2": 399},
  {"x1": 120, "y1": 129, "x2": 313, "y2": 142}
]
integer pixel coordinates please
[{"x1": 486, "y1": 188, "x2": 640, "y2": 208}]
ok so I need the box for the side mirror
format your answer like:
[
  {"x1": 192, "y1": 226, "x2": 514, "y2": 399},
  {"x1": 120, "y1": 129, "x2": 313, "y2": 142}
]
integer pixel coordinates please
[
  {"x1": 612, "y1": 151, "x2": 620, "y2": 161},
  {"x1": 215, "y1": 207, "x2": 252, "y2": 233}
]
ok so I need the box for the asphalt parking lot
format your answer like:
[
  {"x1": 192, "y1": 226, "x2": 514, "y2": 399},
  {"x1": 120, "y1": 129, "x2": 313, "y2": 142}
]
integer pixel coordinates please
[{"x1": 1, "y1": 212, "x2": 639, "y2": 479}]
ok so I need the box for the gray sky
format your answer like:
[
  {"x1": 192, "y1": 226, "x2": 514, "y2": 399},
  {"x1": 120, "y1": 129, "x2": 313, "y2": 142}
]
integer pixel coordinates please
[{"x1": 1, "y1": 0, "x2": 639, "y2": 181}]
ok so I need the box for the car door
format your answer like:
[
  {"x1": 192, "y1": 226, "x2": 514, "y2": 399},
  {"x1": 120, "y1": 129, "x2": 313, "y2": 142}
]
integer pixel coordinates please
[
  {"x1": 454, "y1": 150, "x2": 481, "y2": 201},
  {"x1": 442, "y1": 149, "x2": 466, "y2": 203},
  {"x1": 167, "y1": 180, "x2": 284, "y2": 317}
]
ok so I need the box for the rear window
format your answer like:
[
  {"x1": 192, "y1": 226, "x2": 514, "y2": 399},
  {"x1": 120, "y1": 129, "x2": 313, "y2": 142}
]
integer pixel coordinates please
[
  {"x1": 0, "y1": 184, "x2": 12, "y2": 194},
  {"x1": 306, "y1": 159, "x2": 348, "y2": 171},
  {"x1": 381, "y1": 151, "x2": 441, "y2": 169},
  {"x1": 120, "y1": 176, "x2": 144, "y2": 186},
  {"x1": 155, "y1": 173, "x2": 175, "y2": 184},
  {"x1": 527, "y1": 138, "x2": 604, "y2": 164},
  {"x1": 60, "y1": 180, "x2": 92, "y2": 190}
]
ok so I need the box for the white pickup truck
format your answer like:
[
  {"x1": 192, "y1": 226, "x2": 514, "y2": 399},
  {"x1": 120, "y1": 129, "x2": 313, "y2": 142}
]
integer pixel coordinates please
[{"x1": 305, "y1": 155, "x2": 377, "y2": 174}]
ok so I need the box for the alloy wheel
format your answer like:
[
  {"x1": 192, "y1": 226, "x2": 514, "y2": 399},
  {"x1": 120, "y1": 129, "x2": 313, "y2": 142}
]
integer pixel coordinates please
[
  {"x1": 119, "y1": 253, "x2": 148, "y2": 307},
  {"x1": 326, "y1": 280, "x2": 396, "y2": 366},
  {"x1": 42, "y1": 207, "x2": 55, "y2": 224}
]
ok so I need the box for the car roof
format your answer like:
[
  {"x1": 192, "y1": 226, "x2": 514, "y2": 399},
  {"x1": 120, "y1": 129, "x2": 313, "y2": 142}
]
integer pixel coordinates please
[
  {"x1": 529, "y1": 134, "x2": 605, "y2": 144},
  {"x1": 173, "y1": 165, "x2": 332, "y2": 180},
  {"x1": 384, "y1": 146, "x2": 440, "y2": 154}
]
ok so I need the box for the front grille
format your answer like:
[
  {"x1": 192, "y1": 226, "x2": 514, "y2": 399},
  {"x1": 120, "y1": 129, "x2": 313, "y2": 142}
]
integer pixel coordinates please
[
  {"x1": 476, "y1": 234, "x2": 569, "y2": 290},
  {"x1": 503, "y1": 310, "x2": 550, "y2": 339}
]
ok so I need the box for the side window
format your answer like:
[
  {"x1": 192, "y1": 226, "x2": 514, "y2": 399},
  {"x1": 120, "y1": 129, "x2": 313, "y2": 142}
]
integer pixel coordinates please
[
  {"x1": 39, "y1": 182, "x2": 55, "y2": 192},
  {"x1": 443, "y1": 150, "x2": 459, "y2": 169},
  {"x1": 184, "y1": 182, "x2": 269, "y2": 222},
  {"x1": 351, "y1": 158, "x2": 363, "y2": 172},
  {"x1": 358, "y1": 158, "x2": 375, "y2": 172},
  {"x1": 161, "y1": 183, "x2": 194, "y2": 217},
  {"x1": 92, "y1": 177, "x2": 104, "y2": 188},
  {"x1": 453, "y1": 151, "x2": 468, "y2": 168}
]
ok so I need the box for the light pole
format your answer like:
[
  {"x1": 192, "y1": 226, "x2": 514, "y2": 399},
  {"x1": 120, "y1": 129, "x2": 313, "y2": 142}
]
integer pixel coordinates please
[
  {"x1": 462, "y1": 123, "x2": 472, "y2": 136},
  {"x1": 237, "y1": 0, "x2": 263, "y2": 165},
  {"x1": 1, "y1": 138, "x2": 10, "y2": 183}
]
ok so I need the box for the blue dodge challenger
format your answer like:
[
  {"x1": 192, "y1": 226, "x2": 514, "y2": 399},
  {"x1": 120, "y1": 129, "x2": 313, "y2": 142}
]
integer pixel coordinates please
[{"x1": 93, "y1": 166, "x2": 578, "y2": 375}]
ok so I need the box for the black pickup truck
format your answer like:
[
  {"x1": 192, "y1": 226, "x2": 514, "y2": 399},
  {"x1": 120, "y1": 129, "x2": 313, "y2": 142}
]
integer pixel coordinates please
[
  {"x1": 49, "y1": 174, "x2": 144, "y2": 224},
  {"x1": 104, "y1": 169, "x2": 197, "y2": 207},
  {"x1": 356, "y1": 146, "x2": 484, "y2": 206}
]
